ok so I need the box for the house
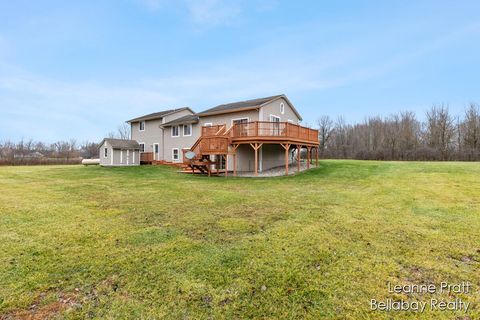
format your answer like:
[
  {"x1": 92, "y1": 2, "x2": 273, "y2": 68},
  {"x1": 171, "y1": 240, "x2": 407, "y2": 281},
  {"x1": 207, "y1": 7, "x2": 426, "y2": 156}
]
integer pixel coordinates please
[
  {"x1": 127, "y1": 107, "x2": 195, "y2": 162},
  {"x1": 121, "y1": 94, "x2": 320, "y2": 176},
  {"x1": 99, "y1": 138, "x2": 140, "y2": 166}
]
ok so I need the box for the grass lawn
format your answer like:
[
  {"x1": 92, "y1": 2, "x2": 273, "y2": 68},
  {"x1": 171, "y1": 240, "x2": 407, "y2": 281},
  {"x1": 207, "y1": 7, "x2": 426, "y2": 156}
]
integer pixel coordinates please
[{"x1": 0, "y1": 160, "x2": 479, "y2": 319}]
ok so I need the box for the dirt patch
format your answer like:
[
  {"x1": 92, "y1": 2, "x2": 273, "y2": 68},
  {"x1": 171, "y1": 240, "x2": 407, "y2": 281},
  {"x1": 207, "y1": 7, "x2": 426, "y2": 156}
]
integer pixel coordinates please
[{"x1": 1, "y1": 293, "x2": 79, "y2": 320}]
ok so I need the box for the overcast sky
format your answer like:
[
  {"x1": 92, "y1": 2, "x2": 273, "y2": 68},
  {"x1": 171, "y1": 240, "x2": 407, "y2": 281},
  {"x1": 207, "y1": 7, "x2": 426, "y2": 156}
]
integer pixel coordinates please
[{"x1": 1, "y1": 0, "x2": 479, "y2": 142}]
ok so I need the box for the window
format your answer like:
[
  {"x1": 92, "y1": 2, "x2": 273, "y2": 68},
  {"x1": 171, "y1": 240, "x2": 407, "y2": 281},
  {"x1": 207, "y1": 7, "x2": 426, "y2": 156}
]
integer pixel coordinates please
[
  {"x1": 172, "y1": 148, "x2": 179, "y2": 161},
  {"x1": 172, "y1": 126, "x2": 179, "y2": 137},
  {"x1": 104, "y1": 147, "x2": 108, "y2": 158},
  {"x1": 270, "y1": 115, "x2": 281, "y2": 135},
  {"x1": 139, "y1": 121, "x2": 145, "y2": 131},
  {"x1": 183, "y1": 124, "x2": 192, "y2": 136},
  {"x1": 139, "y1": 143, "x2": 145, "y2": 152},
  {"x1": 232, "y1": 118, "x2": 249, "y2": 137},
  {"x1": 280, "y1": 102, "x2": 285, "y2": 114}
]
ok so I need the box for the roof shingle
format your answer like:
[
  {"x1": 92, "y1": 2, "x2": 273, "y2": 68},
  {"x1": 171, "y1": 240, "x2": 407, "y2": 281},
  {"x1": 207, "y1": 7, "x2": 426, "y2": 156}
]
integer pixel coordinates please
[
  {"x1": 197, "y1": 95, "x2": 284, "y2": 116},
  {"x1": 100, "y1": 139, "x2": 140, "y2": 149},
  {"x1": 126, "y1": 107, "x2": 192, "y2": 123}
]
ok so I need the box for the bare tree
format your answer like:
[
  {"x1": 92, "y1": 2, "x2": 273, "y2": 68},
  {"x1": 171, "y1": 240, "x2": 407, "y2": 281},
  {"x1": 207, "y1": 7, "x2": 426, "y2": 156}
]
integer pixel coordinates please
[
  {"x1": 317, "y1": 115, "x2": 333, "y2": 156},
  {"x1": 461, "y1": 103, "x2": 480, "y2": 160},
  {"x1": 425, "y1": 104, "x2": 455, "y2": 160}
]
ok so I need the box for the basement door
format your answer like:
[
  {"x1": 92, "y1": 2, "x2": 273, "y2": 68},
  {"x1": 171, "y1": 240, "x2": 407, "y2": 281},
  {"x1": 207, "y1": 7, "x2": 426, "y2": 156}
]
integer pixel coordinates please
[{"x1": 154, "y1": 143, "x2": 160, "y2": 160}]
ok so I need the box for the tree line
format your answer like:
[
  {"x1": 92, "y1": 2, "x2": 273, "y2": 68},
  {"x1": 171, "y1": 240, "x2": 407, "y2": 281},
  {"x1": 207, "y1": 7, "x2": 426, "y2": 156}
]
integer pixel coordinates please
[
  {"x1": 317, "y1": 103, "x2": 480, "y2": 161},
  {"x1": 0, "y1": 124, "x2": 130, "y2": 165},
  {"x1": 1, "y1": 104, "x2": 479, "y2": 165}
]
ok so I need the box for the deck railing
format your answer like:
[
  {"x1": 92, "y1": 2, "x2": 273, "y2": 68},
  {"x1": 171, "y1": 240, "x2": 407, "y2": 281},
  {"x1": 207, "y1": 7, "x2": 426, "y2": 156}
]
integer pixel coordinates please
[
  {"x1": 140, "y1": 152, "x2": 154, "y2": 163},
  {"x1": 229, "y1": 121, "x2": 319, "y2": 144},
  {"x1": 201, "y1": 124, "x2": 226, "y2": 136}
]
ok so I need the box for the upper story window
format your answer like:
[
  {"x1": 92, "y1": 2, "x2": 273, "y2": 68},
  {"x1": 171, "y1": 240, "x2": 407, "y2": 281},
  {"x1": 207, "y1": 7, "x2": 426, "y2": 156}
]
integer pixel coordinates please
[
  {"x1": 172, "y1": 126, "x2": 179, "y2": 137},
  {"x1": 139, "y1": 143, "x2": 145, "y2": 152},
  {"x1": 139, "y1": 121, "x2": 145, "y2": 131},
  {"x1": 280, "y1": 103, "x2": 285, "y2": 115},
  {"x1": 104, "y1": 147, "x2": 108, "y2": 158},
  {"x1": 183, "y1": 124, "x2": 192, "y2": 136}
]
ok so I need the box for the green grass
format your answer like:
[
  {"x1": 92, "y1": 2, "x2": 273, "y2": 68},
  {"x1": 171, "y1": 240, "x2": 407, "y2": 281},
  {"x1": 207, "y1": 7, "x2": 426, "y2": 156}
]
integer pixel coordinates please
[{"x1": 0, "y1": 160, "x2": 479, "y2": 319}]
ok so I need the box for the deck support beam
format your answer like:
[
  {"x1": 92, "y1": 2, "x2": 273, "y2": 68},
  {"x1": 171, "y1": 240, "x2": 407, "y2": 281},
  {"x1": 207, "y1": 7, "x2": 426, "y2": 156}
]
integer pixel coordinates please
[
  {"x1": 307, "y1": 146, "x2": 311, "y2": 169},
  {"x1": 224, "y1": 154, "x2": 228, "y2": 177},
  {"x1": 231, "y1": 144, "x2": 240, "y2": 177},
  {"x1": 280, "y1": 143, "x2": 291, "y2": 176},
  {"x1": 296, "y1": 145, "x2": 302, "y2": 173},
  {"x1": 250, "y1": 143, "x2": 263, "y2": 176}
]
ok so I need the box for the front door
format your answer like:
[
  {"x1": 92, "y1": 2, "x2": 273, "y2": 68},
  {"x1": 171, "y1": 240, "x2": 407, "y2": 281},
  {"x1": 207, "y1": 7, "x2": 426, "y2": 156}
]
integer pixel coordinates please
[{"x1": 154, "y1": 143, "x2": 160, "y2": 160}]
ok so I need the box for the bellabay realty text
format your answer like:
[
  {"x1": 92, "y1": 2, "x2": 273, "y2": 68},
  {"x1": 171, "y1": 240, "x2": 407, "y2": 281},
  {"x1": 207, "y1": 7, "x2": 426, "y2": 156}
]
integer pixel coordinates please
[{"x1": 371, "y1": 282, "x2": 473, "y2": 313}]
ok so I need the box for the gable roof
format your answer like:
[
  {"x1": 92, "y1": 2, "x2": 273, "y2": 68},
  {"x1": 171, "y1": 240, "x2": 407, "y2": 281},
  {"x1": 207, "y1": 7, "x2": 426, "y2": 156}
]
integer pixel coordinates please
[
  {"x1": 162, "y1": 114, "x2": 199, "y2": 127},
  {"x1": 99, "y1": 138, "x2": 140, "y2": 149},
  {"x1": 196, "y1": 94, "x2": 302, "y2": 120},
  {"x1": 126, "y1": 107, "x2": 194, "y2": 123}
]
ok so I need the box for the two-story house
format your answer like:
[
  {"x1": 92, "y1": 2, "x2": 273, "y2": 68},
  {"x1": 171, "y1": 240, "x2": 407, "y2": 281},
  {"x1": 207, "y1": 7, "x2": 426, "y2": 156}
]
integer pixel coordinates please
[{"x1": 100, "y1": 95, "x2": 319, "y2": 176}]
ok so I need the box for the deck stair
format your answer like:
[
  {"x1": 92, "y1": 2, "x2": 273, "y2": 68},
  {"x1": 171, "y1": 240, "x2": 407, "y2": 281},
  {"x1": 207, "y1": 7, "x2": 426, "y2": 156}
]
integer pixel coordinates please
[{"x1": 182, "y1": 125, "x2": 230, "y2": 175}]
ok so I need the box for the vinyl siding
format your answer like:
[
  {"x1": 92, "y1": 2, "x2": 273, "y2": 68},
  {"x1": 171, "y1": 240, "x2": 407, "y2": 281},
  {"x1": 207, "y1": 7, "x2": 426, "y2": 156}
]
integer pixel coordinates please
[{"x1": 259, "y1": 97, "x2": 300, "y2": 123}]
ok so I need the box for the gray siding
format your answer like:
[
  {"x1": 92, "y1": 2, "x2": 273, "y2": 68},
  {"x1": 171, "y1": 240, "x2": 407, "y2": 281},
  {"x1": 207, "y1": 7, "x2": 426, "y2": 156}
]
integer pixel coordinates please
[
  {"x1": 163, "y1": 123, "x2": 200, "y2": 162},
  {"x1": 99, "y1": 141, "x2": 112, "y2": 166},
  {"x1": 131, "y1": 118, "x2": 164, "y2": 157},
  {"x1": 259, "y1": 97, "x2": 300, "y2": 124},
  {"x1": 130, "y1": 109, "x2": 195, "y2": 161},
  {"x1": 198, "y1": 109, "x2": 260, "y2": 128},
  {"x1": 99, "y1": 141, "x2": 140, "y2": 167}
]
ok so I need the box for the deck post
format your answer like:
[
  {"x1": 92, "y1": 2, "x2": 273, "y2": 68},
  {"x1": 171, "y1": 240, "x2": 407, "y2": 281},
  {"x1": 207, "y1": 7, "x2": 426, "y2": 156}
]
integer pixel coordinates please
[
  {"x1": 307, "y1": 146, "x2": 311, "y2": 169},
  {"x1": 231, "y1": 144, "x2": 239, "y2": 177},
  {"x1": 281, "y1": 143, "x2": 290, "y2": 176},
  {"x1": 250, "y1": 143, "x2": 262, "y2": 176},
  {"x1": 316, "y1": 147, "x2": 319, "y2": 167},
  {"x1": 224, "y1": 155, "x2": 228, "y2": 177},
  {"x1": 297, "y1": 145, "x2": 301, "y2": 173},
  {"x1": 254, "y1": 144, "x2": 258, "y2": 176}
]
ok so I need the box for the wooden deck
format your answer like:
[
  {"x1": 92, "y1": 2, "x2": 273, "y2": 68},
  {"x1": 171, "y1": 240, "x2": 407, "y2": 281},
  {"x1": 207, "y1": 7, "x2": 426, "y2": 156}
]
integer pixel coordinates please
[
  {"x1": 228, "y1": 121, "x2": 319, "y2": 146},
  {"x1": 142, "y1": 121, "x2": 320, "y2": 177},
  {"x1": 183, "y1": 121, "x2": 320, "y2": 177}
]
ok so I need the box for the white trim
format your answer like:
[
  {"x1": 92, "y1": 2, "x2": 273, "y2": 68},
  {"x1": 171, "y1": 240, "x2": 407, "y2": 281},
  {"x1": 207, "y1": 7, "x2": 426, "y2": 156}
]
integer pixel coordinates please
[
  {"x1": 139, "y1": 142, "x2": 145, "y2": 153},
  {"x1": 287, "y1": 119, "x2": 294, "y2": 123},
  {"x1": 153, "y1": 143, "x2": 159, "y2": 160},
  {"x1": 110, "y1": 149, "x2": 113, "y2": 165},
  {"x1": 139, "y1": 121, "x2": 145, "y2": 132},
  {"x1": 280, "y1": 102, "x2": 285, "y2": 114},
  {"x1": 172, "y1": 148, "x2": 180, "y2": 162},
  {"x1": 133, "y1": 150, "x2": 136, "y2": 164},
  {"x1": 230, "y1": 117, "x2": 249, "y2": 128},
  {"x1": 171, "y1": 125, "x2": 179, "y2": 137},
  {"x1": 270, "y1": 114, "x2": 280, "y2": 122},
  {"x1": 120, "y1": 149, "x2": 123, "y2": 164},
  {"x1": 183, "y1": 124, "x2": 192, "y2": 136},
  {"x1": 204, "y1": 122, "x2": 213, "y2": 127},
  {"x1": 126, "y1": 150, "x2": 130, "y2": 164}
]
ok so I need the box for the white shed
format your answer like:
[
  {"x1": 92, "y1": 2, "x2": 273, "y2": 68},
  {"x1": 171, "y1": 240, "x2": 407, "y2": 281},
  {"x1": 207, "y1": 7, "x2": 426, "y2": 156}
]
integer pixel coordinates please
[{"x1": 98, "y1": 138, "x2": 140, "y2": 166}]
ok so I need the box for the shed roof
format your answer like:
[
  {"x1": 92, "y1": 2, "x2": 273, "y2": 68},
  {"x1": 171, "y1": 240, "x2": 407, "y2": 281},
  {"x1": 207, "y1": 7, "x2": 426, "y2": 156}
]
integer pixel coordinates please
[{"x1": 99, "y1": 138, "x2": 140, "y2": 149}]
